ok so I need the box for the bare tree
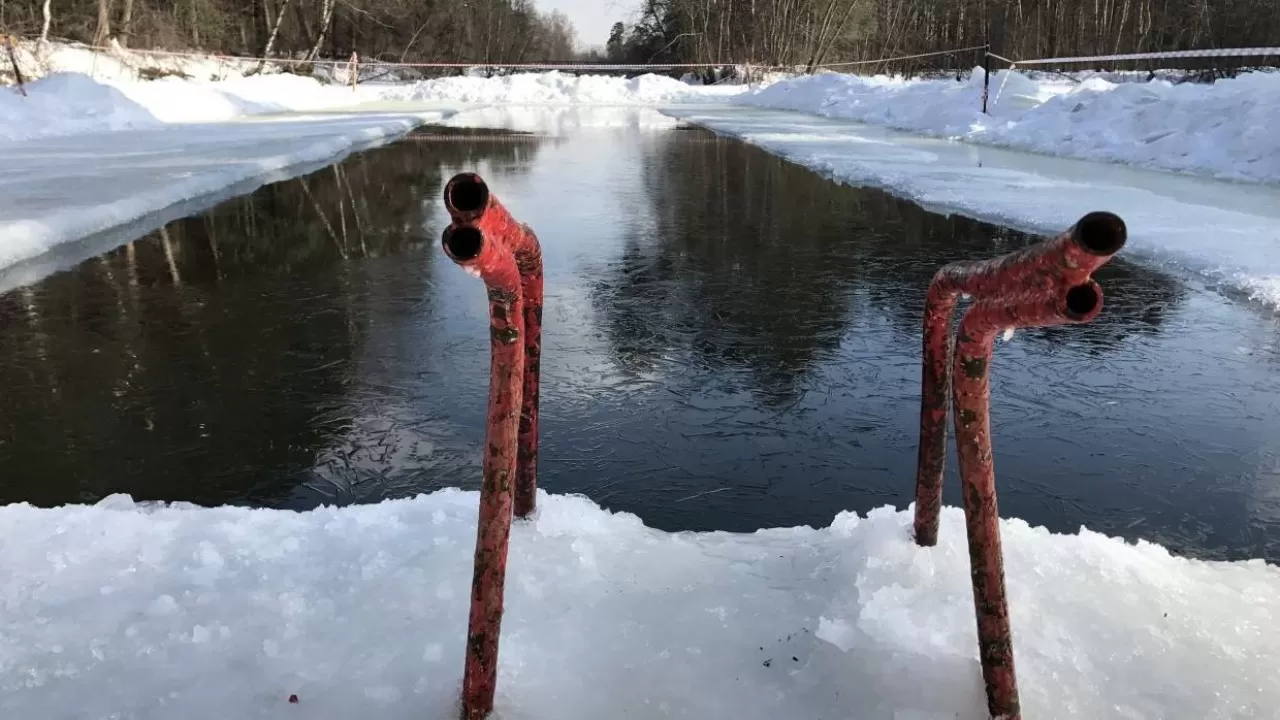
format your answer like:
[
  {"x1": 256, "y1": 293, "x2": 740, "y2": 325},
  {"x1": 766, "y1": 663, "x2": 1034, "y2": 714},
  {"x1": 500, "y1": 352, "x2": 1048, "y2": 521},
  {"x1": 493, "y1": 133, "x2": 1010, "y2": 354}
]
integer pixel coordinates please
[
  {"x1": 118, "y1": 0, "x2": 134, "y2": 48},
  {"x1": 10, "y1": 0, "x2": 1274, "y2": 75},
  {"x1": 93, "y1": 0, "x2": 112, "y2": 47},
  {"x1": 255, "y1": 0, "x2": 293, "y2": 71},
  {"x1": 307, "y1": 0, "x2": 336, "y2": 60},
  {"x1": 39, "y1": 0, "x2": 52, "y2": 48}
]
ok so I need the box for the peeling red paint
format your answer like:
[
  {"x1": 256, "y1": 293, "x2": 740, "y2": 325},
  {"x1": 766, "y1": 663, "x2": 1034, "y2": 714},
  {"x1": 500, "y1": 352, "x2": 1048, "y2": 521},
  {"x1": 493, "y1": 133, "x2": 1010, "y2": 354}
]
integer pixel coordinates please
[
  {"x1": 914, "y1": 212, "x2": 1125, "y2": 547},
  {"x1": 912, "y1": 211, "x2": 1125, "y2": 720},
  {"x1": 441, "y1": 217, "x2": 525, "y2": 720},
  {"x1": 446, "y1": 173, "x2": 544, "y2": 520},
  {"x1": 952, "y1": 281, "x2": 1104, "y2": 720}
]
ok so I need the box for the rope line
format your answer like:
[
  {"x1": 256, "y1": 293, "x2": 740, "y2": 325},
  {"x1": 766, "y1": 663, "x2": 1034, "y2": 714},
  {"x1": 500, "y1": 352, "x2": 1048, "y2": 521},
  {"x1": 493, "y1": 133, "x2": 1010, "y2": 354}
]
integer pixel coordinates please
[
  {"x1": 818, "y1": 44, "x2": 989, "y2": 68},
  {"x1": 1013, "y1": 46, "x2": 1280, "y2": 66}
]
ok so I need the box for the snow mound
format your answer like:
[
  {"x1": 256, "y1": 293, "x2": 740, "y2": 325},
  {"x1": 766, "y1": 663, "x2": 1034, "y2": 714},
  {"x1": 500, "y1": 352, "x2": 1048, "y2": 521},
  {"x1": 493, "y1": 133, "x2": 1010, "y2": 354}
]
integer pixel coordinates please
[
  {"x1": 0, "y1": 111, "x2": 437, "y2": 285},
  {"x1": 440, "y1": 105, "x2": 683, "y2": 135},
  {"x1": 383, "y1": 71, "x2": 748, "y2": 106},
  {"x1": 737, "y1": 68, "x2": 1280, "y2": 184},
  {"x1": 1, "y1": 491, "x2": 1275, "y2": 719},
  {"x1": 8, "y1": 39, "x2": 265, "y2": 85},
  {"x1": 1, "y1": 71, "x2": 371, "y2": 143},
  {"x1": 0, "y1": 72, "x2": 161, "y2": 141}
]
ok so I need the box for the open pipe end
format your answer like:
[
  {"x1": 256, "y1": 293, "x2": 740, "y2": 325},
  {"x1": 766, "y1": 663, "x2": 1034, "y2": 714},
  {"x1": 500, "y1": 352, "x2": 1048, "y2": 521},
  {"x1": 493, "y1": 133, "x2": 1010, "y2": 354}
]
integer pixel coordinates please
[
  {"x1": 445, "y1": 173, "x2": 491, "y2": 218},
  {"x1": 1064, "y1": 280, "x2": 1103, "y2": 321},
  {"x1": 442, "y1": 225, "x2": 484, "y2": 263},
  {"x1": 1073, "y1": 211, "x2": 1127, "y2": 256}
]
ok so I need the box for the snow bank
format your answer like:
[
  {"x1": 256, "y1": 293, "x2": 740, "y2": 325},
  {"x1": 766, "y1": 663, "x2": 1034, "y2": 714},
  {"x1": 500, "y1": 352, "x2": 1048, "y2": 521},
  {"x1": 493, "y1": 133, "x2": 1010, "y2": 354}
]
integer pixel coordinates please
[
  {"x1": 670, "y1": 106, "x2": 1280, "y2": 310},
  {"x1": 8, "y1": 39, "x2": 266, "y2": 84},
  {"x1": 439, "y1": 105, "x2": 684, "y2": 135},
  {"x1": 381, "y1": 71, "x2": 747, "y2": 105},
  {"x1": 0, "y1": 491, "x2": 1274, "y2": 719},
  {"x1": 1, "y1": 71, "x2": 374, "y2": 143},
  {"x1": 0, "y1": 73, "x2": 162, "y2": 141},
  {"x1": 737, "y1": 68, "x2": 1280, "y2": 184},
  {"x1": 0, "y1": 111, "x2": 437, "y2": 287}
]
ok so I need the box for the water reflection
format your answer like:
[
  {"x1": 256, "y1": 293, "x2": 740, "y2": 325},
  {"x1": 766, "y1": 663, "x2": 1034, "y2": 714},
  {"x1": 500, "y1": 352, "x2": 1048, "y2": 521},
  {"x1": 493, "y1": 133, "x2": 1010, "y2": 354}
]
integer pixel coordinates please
[
  {"x1": 0, "y1": 128, "x2": 543, "y2": 508},
  {"x1": 1, "y1": 116, "x2": 1277, "y2": 564}
]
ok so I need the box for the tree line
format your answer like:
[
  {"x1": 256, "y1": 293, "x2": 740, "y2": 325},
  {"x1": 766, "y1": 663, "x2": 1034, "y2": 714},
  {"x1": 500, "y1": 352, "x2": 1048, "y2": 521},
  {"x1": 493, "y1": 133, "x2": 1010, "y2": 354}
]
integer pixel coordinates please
[
  {"x1": 0, "y1": 0, "x2": 576, "y2": 66},
  {"x1": 607, "y1": 0, "x2": 1280, "y2": 71},
  {"x1": 3, "y1": 0, "x2": 1277, "y2": 77}
]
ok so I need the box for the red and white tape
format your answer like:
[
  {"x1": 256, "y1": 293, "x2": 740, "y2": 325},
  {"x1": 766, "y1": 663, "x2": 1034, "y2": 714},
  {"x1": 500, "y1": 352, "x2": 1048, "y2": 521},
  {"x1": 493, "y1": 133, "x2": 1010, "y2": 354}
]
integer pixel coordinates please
[{"x1": 1015, "y1": 46, "x2": 1280, "y2": 66}]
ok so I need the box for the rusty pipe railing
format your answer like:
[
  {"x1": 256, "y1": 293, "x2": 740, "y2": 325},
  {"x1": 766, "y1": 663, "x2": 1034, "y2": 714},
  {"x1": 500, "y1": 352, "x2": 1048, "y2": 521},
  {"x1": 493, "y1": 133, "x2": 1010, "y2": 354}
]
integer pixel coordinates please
[
  {"x1": 911, "y1": 211, "x2": 1125, "y2": 720},
  {"x1": 441, "y1": 221, "x2": 525, "y2": 720},
  {"x1": 914, "y1": 211, "x2": 1126, "y2": 546},
  {"x1": 445, "y1": 173, "x2": 544, "y2": 519},
  {"x1": 952, "y1": 280, "x2": 1104, "y2": 720}
]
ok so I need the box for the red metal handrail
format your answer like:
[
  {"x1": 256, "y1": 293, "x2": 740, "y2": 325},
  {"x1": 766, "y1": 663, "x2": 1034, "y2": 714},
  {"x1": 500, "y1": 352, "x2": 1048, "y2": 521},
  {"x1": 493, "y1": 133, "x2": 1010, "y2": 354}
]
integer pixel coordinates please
[
  {"x1": 914, "y1": 211, "x2": 1126, "y2": 546},
  {"x1": 441, "y1": 213, "x2": 526, "y2": 720},
  {"x1": 952, "y1": 280, "x2": 1105, "y2": 720},
  {"x1": 445, "y1": 173, "x2": 544, "y2": 519},
  {"x1": 912, "y1": 212, "x2": 1125, "y2": 720}
]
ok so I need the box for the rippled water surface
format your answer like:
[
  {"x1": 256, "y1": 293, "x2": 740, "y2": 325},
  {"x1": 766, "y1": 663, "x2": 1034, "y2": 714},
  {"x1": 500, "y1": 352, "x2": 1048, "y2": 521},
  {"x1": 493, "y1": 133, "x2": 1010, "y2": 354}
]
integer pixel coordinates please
[{"x1": 2, "y1": 111, "x2": 1278, "y2": 562}]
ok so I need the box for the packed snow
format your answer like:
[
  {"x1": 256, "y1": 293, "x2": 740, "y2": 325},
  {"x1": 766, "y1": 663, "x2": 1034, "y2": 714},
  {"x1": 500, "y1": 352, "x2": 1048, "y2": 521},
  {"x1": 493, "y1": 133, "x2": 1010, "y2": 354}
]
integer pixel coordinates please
[
  {"x1": 5, "y1": 38, "x2": 265, "y2": 85},
  {"x1": 379, "y1": 71, "x2": 746, "y2": 106},
  {"x1": 0, "y1": 110, "x2": 438, "y2": 289},
  {"x1": 0, "y1": 70, "x2": 378, "y2": 143},
  {"x1": 1, "y1": 491, "x2": 1275, "y2": 719},
  {"x1": 736, "y1": 68, "x2": 1280, "y2": 184}
]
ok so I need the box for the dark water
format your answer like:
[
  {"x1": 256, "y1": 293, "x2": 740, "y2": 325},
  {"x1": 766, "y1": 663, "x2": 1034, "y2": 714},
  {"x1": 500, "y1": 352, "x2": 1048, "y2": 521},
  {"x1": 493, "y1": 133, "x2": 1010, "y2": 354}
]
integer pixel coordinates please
[{"x1": 2, "y1": 118, "x2": 1278, "y2": 563}]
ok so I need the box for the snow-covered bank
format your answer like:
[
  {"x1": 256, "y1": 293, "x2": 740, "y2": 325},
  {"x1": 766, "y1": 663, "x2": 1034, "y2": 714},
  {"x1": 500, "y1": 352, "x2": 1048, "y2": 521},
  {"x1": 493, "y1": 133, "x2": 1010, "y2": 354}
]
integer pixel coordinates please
[
  {"x1": 1, "y1": 71, "x2": 378, "y2": 143},
  {"x1": 0, "y1": 110, "x2": 437, "y2": 283},
  {"x1": 378, "y1": 71, "x2": 746, "y2": 106},
  {"x1": 1, "y1": 491, "x2": 1275, "y2": 719},
  {"x1": 736, "y1": 69, "x2": 1280, "y2": 184},
  {"x1": 0, "y1": 67, "x2": 737, "y2": 144},
  {"x1": 667, "y1": 106, "x2": 1280, "y2": 309}
]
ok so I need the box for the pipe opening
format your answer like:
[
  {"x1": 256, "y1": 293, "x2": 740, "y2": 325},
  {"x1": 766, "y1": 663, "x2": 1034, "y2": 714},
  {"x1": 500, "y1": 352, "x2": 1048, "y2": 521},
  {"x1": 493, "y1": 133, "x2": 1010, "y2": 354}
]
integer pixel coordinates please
[
  {"x1": 444, "y1": 226, "x2": 484, "y2": 261},
  {"x1": 446, "y1": 174, "x2": 489, "y2": 215},
  {"x1": 1074, "y1": 211, "x2": 1127, "y2": 256},
  {"x1": 1065, "y1": 282, "x2": 1101, "y2": 319}
]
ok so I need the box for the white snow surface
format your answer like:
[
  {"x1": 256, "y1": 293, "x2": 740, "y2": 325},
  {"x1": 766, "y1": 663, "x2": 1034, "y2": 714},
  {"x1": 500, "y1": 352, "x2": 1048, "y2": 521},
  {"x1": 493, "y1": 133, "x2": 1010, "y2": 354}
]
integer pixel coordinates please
[
  {"x1": 9, "y1": 39, "x2": 268, "y2": 84},
  {"x1": 0, "y1": 111, "x2": 437, "y2": 286},
  {"x1": 736, "y1": 68, "x2": 1280, "y2": 184},
  {"x1": 1, "y1": 491, "x2": 1276, "y2": 719},
  {"x1": 1, "y1": 71, "x2": 377, "y2": 143},
  {"x1": 379, "y1": 71, "x2": 747, "y2": 106}
]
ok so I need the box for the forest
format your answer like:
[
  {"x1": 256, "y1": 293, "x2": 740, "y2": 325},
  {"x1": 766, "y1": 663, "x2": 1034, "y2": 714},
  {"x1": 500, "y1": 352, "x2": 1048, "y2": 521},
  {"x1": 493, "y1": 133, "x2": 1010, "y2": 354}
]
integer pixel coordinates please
[
  {"x1": 0, "y1": 0, "x2": 577, "y2": 66},
  {"x1": 1, "y1": 0, "x2": 1278, "y2": 71},
  {"x1": 609, "y1": 0, "x2": 1280, "y2": 70}
]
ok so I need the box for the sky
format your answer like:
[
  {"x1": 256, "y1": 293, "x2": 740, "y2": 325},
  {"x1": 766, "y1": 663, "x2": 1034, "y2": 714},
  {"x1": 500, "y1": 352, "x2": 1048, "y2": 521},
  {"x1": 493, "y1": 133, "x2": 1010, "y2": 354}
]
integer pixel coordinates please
[{"x1": 535, "y1": 0, "x2": 638, "y2": 50}]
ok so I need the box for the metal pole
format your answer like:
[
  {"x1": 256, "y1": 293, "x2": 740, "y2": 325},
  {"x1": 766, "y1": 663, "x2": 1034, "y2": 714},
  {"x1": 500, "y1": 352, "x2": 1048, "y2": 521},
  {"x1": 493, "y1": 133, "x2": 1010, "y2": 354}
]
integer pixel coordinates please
[
  {"x1": 441, "y1": 221, "x2": 525, "y2": 720},
  {"x1": 445, "y1": 173, "x2": 544, "y2": 519},
  {"x1": 982, "y1": 48, "x2": 991, "y2": 114},
  {"x1": 913, "y1": 211, "x2": 1126, "y2": 546},
  {"x1": 951, "y1": 281, "x2": 1105, "y2": 720}
]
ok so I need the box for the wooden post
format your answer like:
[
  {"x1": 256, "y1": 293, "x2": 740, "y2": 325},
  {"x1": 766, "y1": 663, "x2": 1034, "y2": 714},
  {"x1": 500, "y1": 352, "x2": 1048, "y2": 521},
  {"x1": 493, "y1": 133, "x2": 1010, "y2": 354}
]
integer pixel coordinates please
[{"x1": 3, "y1": 35, "x2": 27, "y2": 97}]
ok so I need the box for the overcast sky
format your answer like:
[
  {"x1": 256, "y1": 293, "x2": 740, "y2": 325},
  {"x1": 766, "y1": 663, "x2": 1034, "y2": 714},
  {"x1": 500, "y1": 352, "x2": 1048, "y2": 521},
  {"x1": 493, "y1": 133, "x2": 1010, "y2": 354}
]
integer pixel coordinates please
[{"x1": 536, "y1": 0, "x2": 638, "y2": 49}]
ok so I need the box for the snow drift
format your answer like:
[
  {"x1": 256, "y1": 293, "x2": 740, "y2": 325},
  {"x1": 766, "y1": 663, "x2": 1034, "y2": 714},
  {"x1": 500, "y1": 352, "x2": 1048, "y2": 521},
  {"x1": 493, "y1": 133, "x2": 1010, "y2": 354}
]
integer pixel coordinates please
[
  {"x1": 0, "y1": 71, "x2": 372, "y2": 143},
  {"x1": 379, "y1": 71, "x2": 746, "y2": 106},
  {"x1": 0, "y1": 491, "x2": 1275, "y2": 719},
  {"x1": 736, "y1": 68, "x2": 1280, "y2": 184}
]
